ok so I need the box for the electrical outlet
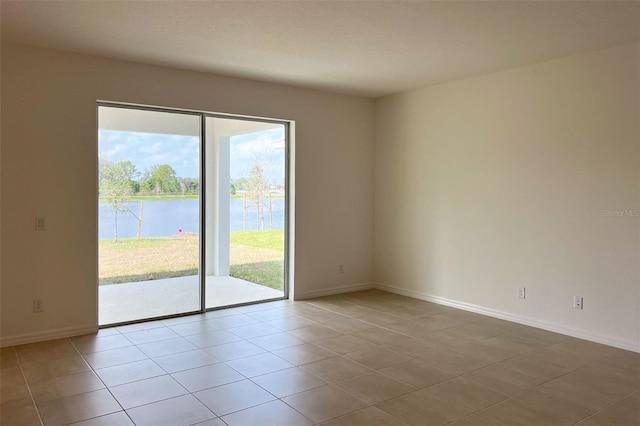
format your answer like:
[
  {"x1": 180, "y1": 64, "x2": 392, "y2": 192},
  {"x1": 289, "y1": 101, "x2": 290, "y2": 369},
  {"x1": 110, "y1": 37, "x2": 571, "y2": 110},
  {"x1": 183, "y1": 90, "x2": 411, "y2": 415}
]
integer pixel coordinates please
[
  {"x1": 35, "y1": 217, "x2": 46, "y2": 231},
  {"x1": 339, "y1": 264, "x2": 344, "y2": 274},
  {"x1": 518, "y1": 286, "x2": 526, "y2": 299},
  {"x1": 33, "y1": 299, "x2": 44, "y2": 313},
  {"x1": 573, "y1": 296, "x2": 583, "y2": 310}
]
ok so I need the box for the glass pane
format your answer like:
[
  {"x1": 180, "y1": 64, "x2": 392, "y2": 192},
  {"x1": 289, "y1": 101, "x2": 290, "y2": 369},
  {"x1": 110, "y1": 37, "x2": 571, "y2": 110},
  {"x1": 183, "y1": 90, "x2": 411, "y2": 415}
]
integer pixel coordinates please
[
  {"x1": 205, "y1": 117, "x2": 286, "y2": 308},
  {"x1": 98, "y1": 106, "x2": 201, "y2": 325}
]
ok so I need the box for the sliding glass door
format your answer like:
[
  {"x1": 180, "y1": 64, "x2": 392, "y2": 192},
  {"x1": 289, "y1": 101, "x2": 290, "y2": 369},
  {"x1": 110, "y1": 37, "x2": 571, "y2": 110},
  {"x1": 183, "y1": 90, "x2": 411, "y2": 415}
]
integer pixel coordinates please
[
  {"x1": 98, "y1": 104, "x2": 288, "y2": 325},
  {"x1": 98, "y1": 106, "x2": 202, "y2": 325},
  {"x1": 205, "y1": 117, "x2": 287, "y2": 309}
]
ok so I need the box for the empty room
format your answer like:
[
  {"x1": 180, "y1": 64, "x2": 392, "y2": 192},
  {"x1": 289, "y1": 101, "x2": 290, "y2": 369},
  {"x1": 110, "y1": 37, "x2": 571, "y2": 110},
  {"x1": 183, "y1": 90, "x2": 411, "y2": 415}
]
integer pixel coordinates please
[{"x1": 0, "y1": 1, "x2": 638, "y2": 425}]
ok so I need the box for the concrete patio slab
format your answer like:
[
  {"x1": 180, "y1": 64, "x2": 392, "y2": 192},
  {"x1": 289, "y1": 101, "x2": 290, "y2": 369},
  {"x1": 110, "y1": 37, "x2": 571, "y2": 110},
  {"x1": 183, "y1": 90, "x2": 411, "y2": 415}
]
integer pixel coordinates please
[{"x1": 99, "y1": 275, "x2": 284, "y2": 325}]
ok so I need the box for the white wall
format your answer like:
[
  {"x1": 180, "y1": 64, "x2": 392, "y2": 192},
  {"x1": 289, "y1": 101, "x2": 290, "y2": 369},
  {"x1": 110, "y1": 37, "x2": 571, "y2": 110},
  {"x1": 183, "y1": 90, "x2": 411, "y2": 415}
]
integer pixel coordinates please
[
  {"x1": 374, "y1": 43, "x2": 640, "y2": 351},
  {"x1": 2, "y1": 41, "x2": 638, "y2": 351},
  {"x1": 0, "y1": 43, "x2": 375, "y2": 344}
]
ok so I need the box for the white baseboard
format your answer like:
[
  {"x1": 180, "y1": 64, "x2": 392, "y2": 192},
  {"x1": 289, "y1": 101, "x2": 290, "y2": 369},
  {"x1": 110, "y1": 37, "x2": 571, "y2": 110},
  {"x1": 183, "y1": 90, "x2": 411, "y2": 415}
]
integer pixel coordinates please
[
  {"x1": 0, "y1": 325, "x2": 98, "y2": 348},
  {"x1": 4, "y1": 283, "x2": 636, "y2": 353},
  {"x1": 375, "y1": 283, "x2": 640, "y2": 353},
  {"x1": 295, "y1": 282, "x2": 375, "y2": 301}
]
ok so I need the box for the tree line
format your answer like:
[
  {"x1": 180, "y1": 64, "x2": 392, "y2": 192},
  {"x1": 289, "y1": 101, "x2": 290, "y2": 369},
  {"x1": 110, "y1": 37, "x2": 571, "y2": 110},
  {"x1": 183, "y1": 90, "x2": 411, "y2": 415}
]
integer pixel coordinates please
[
  {"x1": 100, "y1": 159, "x2": 200, "y2": 241},
  {"x1": 100, "y1": 156, "x2": 276, "y2": 240},
  {"x1": 99, "y1": 159, "x2": 199, "y2": 199}
]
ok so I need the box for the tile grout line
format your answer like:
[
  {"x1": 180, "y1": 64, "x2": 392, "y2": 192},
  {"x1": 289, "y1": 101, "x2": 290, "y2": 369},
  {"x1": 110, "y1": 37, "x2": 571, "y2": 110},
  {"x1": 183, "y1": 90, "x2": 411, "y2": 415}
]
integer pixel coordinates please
[
  {"x1": 13, "y1": 344, "x2": 45, "y2": 426},
  {"x1": 7, "y1": 293, "x2": 636, "y2": 426},
  {"x1": 78, "y1": 319, "x2": 305, "y2": 424},
  {"x1": 444, "y1": 350, "x2": 635, "y2": 426},
  {"x1": 69, "y1": 335, "x2": 138, "y2": 426},
  {"x1": 568, "y1": 387, "x2": 639, "y2": 425},
  {"x1": 306, "y1": 296, "x2": 633, "y2": 426}
]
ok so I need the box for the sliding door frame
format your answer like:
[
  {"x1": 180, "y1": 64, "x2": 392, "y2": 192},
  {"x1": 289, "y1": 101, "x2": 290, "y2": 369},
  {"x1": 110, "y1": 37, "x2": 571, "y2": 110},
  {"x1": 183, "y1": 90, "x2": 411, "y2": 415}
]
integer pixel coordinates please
[{"x1": 97, "y1": 101, "x2": 291, "y2": 328}]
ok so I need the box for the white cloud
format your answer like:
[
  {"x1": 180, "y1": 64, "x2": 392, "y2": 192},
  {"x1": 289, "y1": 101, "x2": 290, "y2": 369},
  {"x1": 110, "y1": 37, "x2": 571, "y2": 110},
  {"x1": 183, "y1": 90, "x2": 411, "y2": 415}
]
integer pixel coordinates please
[
  {"x1": 139, "y1": 142, "x2": 163, "y2": 153},
  {"x1": 103, "y1": 144, "x2": 127, "y2": 157},
  {"x1": 150, "y1": 153, "x2": 174, "y2": 164},
  {"x1": 232, "y1": 136, "x2": 283, "y2": 173},
  {"x1": 180, "y1": 139, "x2": 200, "y2": 155}
]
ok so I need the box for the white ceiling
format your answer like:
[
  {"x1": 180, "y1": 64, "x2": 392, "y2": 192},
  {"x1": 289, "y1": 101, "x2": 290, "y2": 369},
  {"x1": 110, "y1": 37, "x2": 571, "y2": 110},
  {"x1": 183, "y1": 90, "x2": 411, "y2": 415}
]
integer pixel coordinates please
[{"x1": 2, "y1": 1, "x2": 639, "y2": 98}]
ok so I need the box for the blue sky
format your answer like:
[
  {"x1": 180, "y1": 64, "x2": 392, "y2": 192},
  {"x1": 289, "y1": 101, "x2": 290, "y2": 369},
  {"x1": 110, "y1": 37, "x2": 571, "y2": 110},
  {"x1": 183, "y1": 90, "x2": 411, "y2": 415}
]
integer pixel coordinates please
[{"x1": 98, "y1": 128, "x2": 285, "y2": 182}]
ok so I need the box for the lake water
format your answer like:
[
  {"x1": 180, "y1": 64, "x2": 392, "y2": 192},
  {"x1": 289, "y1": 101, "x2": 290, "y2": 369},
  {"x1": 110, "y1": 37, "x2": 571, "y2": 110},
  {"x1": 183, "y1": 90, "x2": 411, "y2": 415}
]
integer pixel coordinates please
[{"x1": 99, "y1": 198, "x2": 285, "y2": 240}]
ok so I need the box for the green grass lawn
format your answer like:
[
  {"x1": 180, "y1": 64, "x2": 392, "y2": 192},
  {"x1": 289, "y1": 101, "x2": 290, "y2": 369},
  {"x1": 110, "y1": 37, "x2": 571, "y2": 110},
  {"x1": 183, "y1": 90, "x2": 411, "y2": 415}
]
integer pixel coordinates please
[
  {"x1": 99, "y1": 230, "x2": 285, "y2": 290},
  {"x1": 230, "y1": 261, "x2": 283, "y2": 291},
  {"x1": 230, "y1": 230, "x2": 284, "y2": 251},
  {"x1": 229, "y1": 230, "x2": 284, "y2": 290}
]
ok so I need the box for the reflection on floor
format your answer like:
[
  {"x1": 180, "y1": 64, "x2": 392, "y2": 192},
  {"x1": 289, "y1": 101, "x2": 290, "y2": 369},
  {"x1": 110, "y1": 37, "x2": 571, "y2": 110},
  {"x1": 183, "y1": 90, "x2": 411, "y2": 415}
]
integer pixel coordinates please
[{"x1": 99, "y1": 276, "x2": 283, "y2": 325}]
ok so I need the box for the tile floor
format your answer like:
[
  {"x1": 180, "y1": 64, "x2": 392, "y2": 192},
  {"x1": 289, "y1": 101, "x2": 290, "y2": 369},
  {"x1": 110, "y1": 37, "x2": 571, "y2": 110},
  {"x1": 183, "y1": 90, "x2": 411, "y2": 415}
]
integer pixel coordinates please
[{"x1": 1, "y1": 289, "x2": 638, "y2": 426}]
